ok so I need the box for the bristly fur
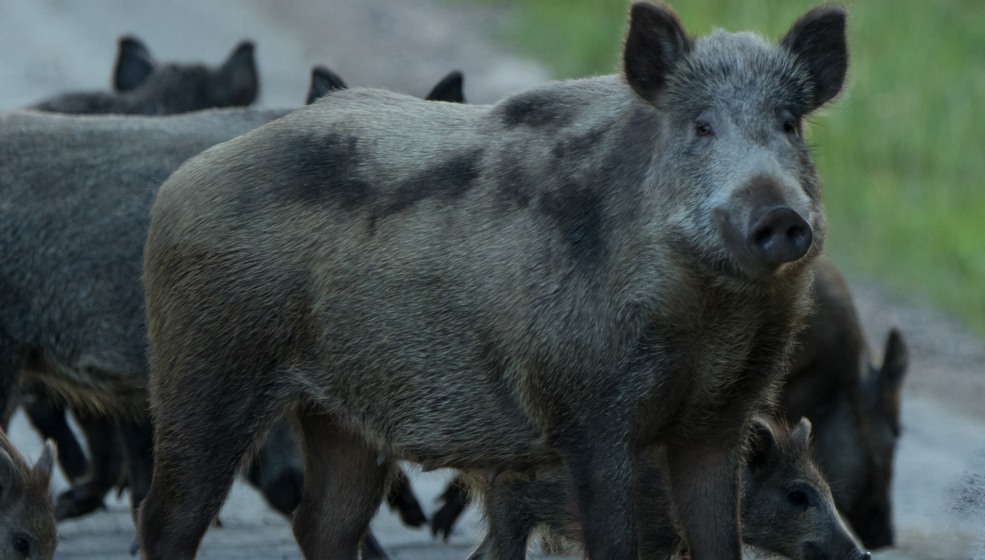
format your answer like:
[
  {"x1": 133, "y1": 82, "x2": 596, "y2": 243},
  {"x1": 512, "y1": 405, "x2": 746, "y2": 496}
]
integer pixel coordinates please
[
  {"x1": 0, "y1": 430, "x2": 56, "y2": 560},
  {"x1": 139, "y1": 3, "x2": 848, "y2": 559}
]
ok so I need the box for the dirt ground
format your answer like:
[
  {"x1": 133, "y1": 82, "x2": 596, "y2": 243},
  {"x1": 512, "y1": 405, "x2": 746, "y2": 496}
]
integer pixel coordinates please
[{"x1": 1, "y1": 1, "x2": 982, "y2": 558}]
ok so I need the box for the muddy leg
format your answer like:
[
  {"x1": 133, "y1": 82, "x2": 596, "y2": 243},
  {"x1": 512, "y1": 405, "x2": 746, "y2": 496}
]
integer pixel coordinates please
[
  {"x1": 292, "y1": 409, "x2": 392, "y2": 559},
  {"x1": 138, "y1": 394, "x2": 274, "y2": 560},
  {"x1": 665, "y1": 442, "x2": 743, "y2": 560},
  {"x1": 431, "y1": 475, "x2": 470, "y2": 540},
  {"x1": 54, "y1": 414, "x2": 123, "y2": 520},
  {"x1": 23, "y1": 393, "x2": 89, "y2": 483}
]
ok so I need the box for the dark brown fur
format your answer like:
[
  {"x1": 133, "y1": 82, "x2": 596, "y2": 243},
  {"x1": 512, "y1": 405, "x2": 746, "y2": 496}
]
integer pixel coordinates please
[
  {"x1": 139, "y1": 4, "x2": 847, "y2": 559},
  {"x1": 783, "y1": 256, "x2": 908, "y2": 548},
  {"x1": 0, "y1": 431, "x2": 56, "y2": 560},
  {"x1": 468, "y1": 418, "x2": 868, "y2": 560}
]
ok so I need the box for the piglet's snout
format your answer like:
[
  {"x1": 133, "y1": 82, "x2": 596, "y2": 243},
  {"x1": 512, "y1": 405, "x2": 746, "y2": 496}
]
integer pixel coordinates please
[{"x1": 747, "y1": 206, "x2": 812, "y2": 266}]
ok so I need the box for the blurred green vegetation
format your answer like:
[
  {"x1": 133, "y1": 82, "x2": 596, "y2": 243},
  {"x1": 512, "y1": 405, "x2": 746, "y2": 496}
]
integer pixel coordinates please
[{"x1": 473, "y1": 0, "x2": 985, "y2": 335}]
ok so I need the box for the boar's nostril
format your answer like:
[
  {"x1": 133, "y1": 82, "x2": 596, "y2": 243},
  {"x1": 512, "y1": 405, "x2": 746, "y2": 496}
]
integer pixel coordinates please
[{"x1": 747, "y1": 207, "x2": 812, "y2": 266}]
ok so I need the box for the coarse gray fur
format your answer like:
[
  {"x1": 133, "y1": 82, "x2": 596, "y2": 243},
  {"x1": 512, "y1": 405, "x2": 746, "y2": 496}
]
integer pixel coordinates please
[
  {"x1": 469, "y1": 418, "x2": 868, "y2": 560},
  {"x1": 0, "y1": 431, "x2": 55, "y2": 560},
  {"x1": 139, "y1": 3, "x2": 847, "y2": 559},
  {"x1": 32, "y1": 36, "x2": 258, "y2": 115},
  {"x1": 0, "y1": 107, "x2": 289, "y2": 523}
]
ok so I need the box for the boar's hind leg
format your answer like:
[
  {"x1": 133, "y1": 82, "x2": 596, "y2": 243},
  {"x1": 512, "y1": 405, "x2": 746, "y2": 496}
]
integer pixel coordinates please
[
  {"x1": 292, "y1": 408, "x2": 393, "y2": 560},
  {"x1": 54, "y1": 414, "x2": 123, "y2": 520},
  {"x1": 138, "y1": 388, "x2": 277, "y2": 559}
]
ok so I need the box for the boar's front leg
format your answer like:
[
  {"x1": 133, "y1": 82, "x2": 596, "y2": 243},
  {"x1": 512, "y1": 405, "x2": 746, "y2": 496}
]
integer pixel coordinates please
[
  {"x1": 556, "y1": 422, "x2": 638, "y2": 560},
  {"x1": 665, "y1": 437, "x2": 743, "y2": 560},
  {"x1": 292, "y1": 408, "x2": 393, "y2": 559},
  {"x1": 0, "y1": 330, "x2": 23, "y2": 427}
]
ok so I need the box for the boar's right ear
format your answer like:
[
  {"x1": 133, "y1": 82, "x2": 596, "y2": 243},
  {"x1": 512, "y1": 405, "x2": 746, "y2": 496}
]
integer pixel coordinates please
[
  {"x1": 746, "y1": 417, "x2": 779, "y2": 473},
  {"x1": 426, "y1": 70, "x2": 466, "y2": 103},
  {"x1": 780, "y1": 6, "x2": 848, "y2": 111},
  {"x1": 306, "y1": 65, "x2": 348, "y2": 105},
  {"x1": 211, "y1": 41, "x2": 259, "y2": 107},
  {"x1": 113, "y1": 35, "x2": 156, "y2": 92},
  {"x1": 623, "y1": 1, "x2": 691, "y2": 103},
  {"x1": 34, "y1": 440, "x2": 56, "y2": 481}
]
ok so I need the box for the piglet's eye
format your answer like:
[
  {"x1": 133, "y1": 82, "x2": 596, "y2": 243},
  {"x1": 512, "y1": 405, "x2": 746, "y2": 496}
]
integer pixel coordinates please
[
  {"x1": 783, "y1": 120, "x2": 798, "y2": 135},
  {"x1": 695, "y1": 121, "x2": 714, "y2": 137}
]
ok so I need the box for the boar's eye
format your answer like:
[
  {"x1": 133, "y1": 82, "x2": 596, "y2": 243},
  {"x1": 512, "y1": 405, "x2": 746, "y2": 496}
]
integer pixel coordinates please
[
  {"x1": 779, "y1": 109, "x2": 800, "y2": 137},
  {"x1": 695, "y1": 121, "x2": 714, "y2": 137},
  {"x1": 785, "y1": 485, "x2": 816, "y2": 512}
]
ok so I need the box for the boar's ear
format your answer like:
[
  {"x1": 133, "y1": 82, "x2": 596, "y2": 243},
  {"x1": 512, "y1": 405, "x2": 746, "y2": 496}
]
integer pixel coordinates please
[
  {"x1": 878, "y1": 328, "x2": 908, "y2": 392},
  {"x1": 211, "y1": 40, "x2": 259, "y2": 107},
  {"x1": 113, "y1": 35, "x2": 155, "y2": 92},
  {"x1": 306, "y1": 65, "x2": 348, "y2": 105},
  {"x1": 34, "y1": 440, "x2": 56, "y2": 481},
  {"x1": 746, "y1": 417, "x2": 779, "y2": 473},
  {"x1": 780, "y1": 6, "x2": 848, "y2": 111},
  {"x1": 623, "y1": 1, "x2": 691, "y2": 103},
  {"x1": 426, "y1": 70, "x2": 466, "y2": 103},
  {"x1": 790, "y1": 417, "x2": 813, "y2": 450}
]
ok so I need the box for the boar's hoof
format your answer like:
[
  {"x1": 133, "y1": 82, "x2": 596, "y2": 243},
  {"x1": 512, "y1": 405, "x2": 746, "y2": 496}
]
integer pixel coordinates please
[
  {"x1": 748, "y1": 206, "x2": 812, "y2": 266},
  {"x1": 55, "y1": 484, "x2": 107, "y2": 520}
]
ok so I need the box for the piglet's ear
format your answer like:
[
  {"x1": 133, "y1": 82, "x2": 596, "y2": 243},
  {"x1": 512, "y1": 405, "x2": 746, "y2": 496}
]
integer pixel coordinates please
[
  {"x1": 426, "y1": 71, "x2": 466, "y2": 103},
  {"x1": 623, "y1": 1, "x2": 691, "y2": 103},
  {"x1": 34, "y1": 440, "x2": 56, "y2": 481},
  {"x1": 790, "y1": 417, "x2": 813, "y2": 450},
  {"x1": 306, "y1": 65, "x2": 348, "y2": 104},
  {"x1": 780, "y1": 6, "x2": 848, "y2": 111},
  {"x1": 746, "y1": 417, "x2": 779, "y2": 473}
]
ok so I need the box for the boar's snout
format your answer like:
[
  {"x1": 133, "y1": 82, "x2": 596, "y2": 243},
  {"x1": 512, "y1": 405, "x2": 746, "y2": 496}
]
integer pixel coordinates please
[
  {"x1": 803, "y1": 539, "x2": 871, "y2": 560},
  {"x1": 748, "y1": 206, "x2": 812, "y2": 266}
]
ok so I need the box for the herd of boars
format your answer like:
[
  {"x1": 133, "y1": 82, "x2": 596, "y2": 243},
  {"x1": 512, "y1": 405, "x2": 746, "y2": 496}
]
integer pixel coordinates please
[{"x1": 0, "y1": 2, "x2": 910, "y2": 560}]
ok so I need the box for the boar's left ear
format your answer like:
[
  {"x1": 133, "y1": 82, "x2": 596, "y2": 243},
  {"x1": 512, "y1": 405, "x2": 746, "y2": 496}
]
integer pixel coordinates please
[
  {"x1": 623, "y1": 1, "x2": 691, "y2": 103},
  {"x1": 306, "y1": 65, "x2": 348, "y2": 104},
  {"x1": 34, "y1": 440, "x2": 56, "y2": 481},
  {"x1": 746, "y1": 417, "x2": 780, "y2": 473},
  {"x1": 780, "y1": 6, "x2": 848, "y2": 111},
  {"x1": 211, "y1": 40, "x2": 259, "y2": 107},
  {"x1": 113, "y1": 35, "x2": 156, "y2": 92},
  {"x1": 426, "y1": 70, "x2": 466, "y2": 103}
]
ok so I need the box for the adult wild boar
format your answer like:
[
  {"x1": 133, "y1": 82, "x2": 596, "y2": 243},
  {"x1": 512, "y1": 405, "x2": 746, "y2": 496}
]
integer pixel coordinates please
[
  {"x1": 32, "y1": 36, "x2": 258, "y2": 115},
  {"x1": 22, "y1": 34, "x2": 260, "y2": 522},
  {"x1": 139, "y1": 3, "x2": 847, "y2": 559},
  {"x1": 0, "y1": 431, "x2": 56, "y2": 560},
  {"x1": 783, "y1": 256, "x2": 908, "y2": 548},
  {"x1": 471, "y1": 418, "x2": 869, "y2": 560}
]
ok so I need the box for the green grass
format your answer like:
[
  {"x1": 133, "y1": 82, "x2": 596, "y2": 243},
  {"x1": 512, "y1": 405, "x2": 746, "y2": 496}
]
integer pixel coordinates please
[{"x1": 472, "y1": 0, "x2": 985, "y2": 335}]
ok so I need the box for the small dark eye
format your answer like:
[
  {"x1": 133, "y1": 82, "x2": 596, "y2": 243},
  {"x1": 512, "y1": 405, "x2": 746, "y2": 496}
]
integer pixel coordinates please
[
  {"x1": 11, "y1": 534, "x2": 30, "y2": 555},
  {"x1": 787, "y1": 489, "x2": 809, "y2": 509},
  {"x1": 783, "y1": 120, "x2": 798, "y2": 135},
  {"x1": 695, "y1": 121, "x2": 714, "y2": 137}
]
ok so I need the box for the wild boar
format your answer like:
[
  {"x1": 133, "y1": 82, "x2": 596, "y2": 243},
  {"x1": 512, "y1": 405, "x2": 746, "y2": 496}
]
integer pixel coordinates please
[
  {"x1": 0, "y1": 431, "x2": 56, "y2": 560},
  {"x1": 306, "y1": 66, "x2": 466, "y2": 104},
  {"x1": 470, "y1": 418, "x2": 869, "y2": 560},
  {"x1": 22, "y1": 35, "x2": 261, "y2": 522},
  {"x1": 783, "y1": 256, "x2": 908, "y2": 548},
  {"x1": 32, "y1": 36, "x2": 258, "y2": 115},
  {"x1": 138, "y1": 3, "x2": 847, "y2": 559}
]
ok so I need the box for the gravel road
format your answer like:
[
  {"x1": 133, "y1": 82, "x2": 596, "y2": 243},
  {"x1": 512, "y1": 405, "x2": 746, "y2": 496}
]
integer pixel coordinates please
[{"x1": 1, "y1": 1, "x2": 982, "y2": 558}]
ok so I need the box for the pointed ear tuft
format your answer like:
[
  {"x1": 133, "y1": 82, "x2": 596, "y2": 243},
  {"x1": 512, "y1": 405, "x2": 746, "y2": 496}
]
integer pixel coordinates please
[
  {"x1": 35, "y1": 440, "x2": 56, "y2": 480},
  {"x1": 213, "y1": 40, "x2": 259, "y2": 107},
  {"x1": 623, "y1": 1, "x2": 691, "y2": 103},
  {"x1": 747, "y1": 417, "x2": 779, "y2": 473},
  {"x1": 790, "y1": 417, "x2": 813, "y2": 450},
  {"x1": 113, "y1": 35, "x2": 155, "y2": 92},
  {"x1": 780, "y1": 6, "x2": 848, "y2": 111},
  {"x1": 879, "y1": 328, "x2": 908, "y2": 394},
  {"x1": 306, "y1": 65, "x2": 348, "y2": 104},
  {"x1": 426, "y1": 71, "x2": 466, "y2": 103}
]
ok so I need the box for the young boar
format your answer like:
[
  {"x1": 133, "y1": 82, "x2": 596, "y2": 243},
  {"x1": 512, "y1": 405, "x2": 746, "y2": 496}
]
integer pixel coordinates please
[
  {"x1": 470, "y1": 418, "x2": 869, "y2": 560},
  {"x1": 139, "y1": 3, "x2": 847, "y2": 559},
  {"x1": 0, "y1": 431, "x2": 56, "y2": 560},
  {"x1": 783, "y1": 256, "x2": 908, "y2": 548},
  {"x1": 32, "y1": 35, "x2": 258, "y2": 115}
]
